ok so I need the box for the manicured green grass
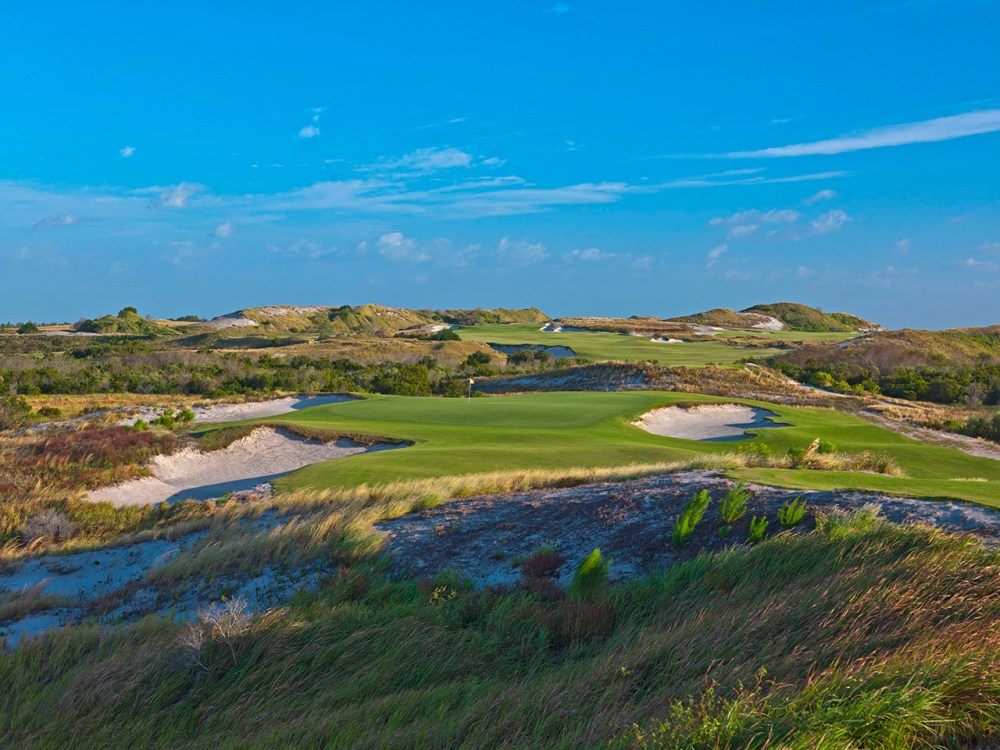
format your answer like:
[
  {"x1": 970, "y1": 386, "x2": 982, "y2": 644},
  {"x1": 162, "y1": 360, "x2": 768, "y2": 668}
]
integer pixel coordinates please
[
  {"x1": 232, "y1": 391, "x2": 1000, "y2": 506},
  {"x1": 456, "y1": 323, "x2": 783, "y2": 365}
]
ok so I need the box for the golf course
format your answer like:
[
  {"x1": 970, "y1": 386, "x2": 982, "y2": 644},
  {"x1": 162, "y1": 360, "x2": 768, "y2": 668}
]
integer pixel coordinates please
[{"x1": 216, "y1": 391, "x2": 1000, "y2": 507}]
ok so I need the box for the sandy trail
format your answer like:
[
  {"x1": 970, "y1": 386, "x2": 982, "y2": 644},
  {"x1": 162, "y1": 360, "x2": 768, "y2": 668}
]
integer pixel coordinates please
[
  {"x1": 86, "y1": 427, "x2": 400, "y2": 506},
  {"x1": 633, "y1": 404, "x2": 787, "y2": 441}
]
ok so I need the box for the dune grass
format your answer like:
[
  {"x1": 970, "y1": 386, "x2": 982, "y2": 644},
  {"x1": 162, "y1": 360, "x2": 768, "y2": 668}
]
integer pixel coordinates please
[
  {"x1": 0, "y1": 510, "x2": 996, "y2": 748},
  {"x1": 220, "y1": 391, "x2": 1000, "y2": 506}
]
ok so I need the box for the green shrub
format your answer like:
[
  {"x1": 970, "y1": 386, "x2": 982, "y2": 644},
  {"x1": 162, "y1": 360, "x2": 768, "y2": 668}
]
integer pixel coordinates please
[
  {"x1": 177, "y1": 407, "x2": 196, "y2": 423},
  {"x1": 36, "y1": 406, "x2": 62, "y2": 418},
  {"x1": 569, "y1": 548, "x2": 609, "y2": 599},
  {"x1": 719, "y1": 483, "x2": 750, "y2": 524},
  {"x1": 778, "y1": 497, "x2": 807, "y2": 528},
  {"x1": 17, "y1": 321, "x2": 40, "y2": 334},
  {"x1": 672, "y1": 489, "x2": 711, "y2": 547},
  {"x1": 748, "y1": 515, "x2": 769, "y2": 544}
]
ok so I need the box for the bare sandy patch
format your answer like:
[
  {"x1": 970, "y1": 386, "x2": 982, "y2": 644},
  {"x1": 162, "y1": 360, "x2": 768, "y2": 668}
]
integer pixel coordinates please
[{"x1": 634, "y1": 403, "x2": 786, "y2": 441}]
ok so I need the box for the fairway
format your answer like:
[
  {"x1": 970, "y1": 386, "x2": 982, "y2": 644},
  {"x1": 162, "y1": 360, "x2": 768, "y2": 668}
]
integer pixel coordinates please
[
  {"x1": 456, "y1": 323, "x2": 783, "y2": 365},
  {"x1": 229, "y1": 392, "x2": 1000, "y2": 506}
]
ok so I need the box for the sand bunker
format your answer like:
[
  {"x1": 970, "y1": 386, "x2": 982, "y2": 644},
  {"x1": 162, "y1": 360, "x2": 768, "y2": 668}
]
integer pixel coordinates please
[
  {"x1": 634, "y1": 403, "x2": 786, "y2": 441},
  {"x1": 121, "y1": 394, "x2": 356, "y2": 426},
  {"x1": 86, "y1": 427, "x2": 400, "y2": 506}
]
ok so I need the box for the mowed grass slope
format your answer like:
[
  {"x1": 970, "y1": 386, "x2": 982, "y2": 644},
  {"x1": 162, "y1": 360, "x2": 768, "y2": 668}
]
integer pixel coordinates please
[
  {"x1": 456, "y1": 323, "x2": 784, "y2": 365},
  {"x1": 233, "y1": 392, "x2": 1000, "y2": 506}
]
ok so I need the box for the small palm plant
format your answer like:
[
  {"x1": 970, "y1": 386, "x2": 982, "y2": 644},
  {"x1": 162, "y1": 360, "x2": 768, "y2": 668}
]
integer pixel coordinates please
[
  {"x1": 748, "y1": 515, "x2": 769, "y2": 544},
  {"x1": 672, "y1": 489, "x2": 711, "y2": 547},
  {"x1": 569, "y1": 548, "x2": 610, "y2": 599},
  {"x1": 777, "y1": 497, "x2": 807, "y2": 528},
  {"x1": 718, "y1": 482, "x2": 750, "y2": 537}
]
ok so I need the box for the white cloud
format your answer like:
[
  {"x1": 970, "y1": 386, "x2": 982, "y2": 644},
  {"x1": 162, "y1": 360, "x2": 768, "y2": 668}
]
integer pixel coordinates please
[
  {"x1": 377, "y1": 231, "x2": 430, "y2": 262},
  {"x1": 119, "y1": 146, "x2": 135, "y2": 158},
  {"x1": 550, "y1": 2, "x2": 571, "y2": 13},
  {"x1": 154, "y1": 182, "x2": 201, "y2": 208},
  {"x1": 481, "y1": 156, "x2": 506, "y2": 167},
  {"x1": 497, "y1": 236, "x2": 548, "y2": 265},
  {"x1": 896, "y1": 238, "x2": 911, "y2": 253},
  {"x1": 298, "y1": 124, "x2": 321, "y2": 139},
  {"x1": 213, "y1": 221, "x2": 234, "y2": 238},
  {"x1": 719, "y1": 109, "x2": 1000, "y2": 158},
  {"x1": 32, "y1": 214, "x2": 84, "y2": 231},
  {"x1": 803, "y1": 189, "x2": 836, "y2": 205},
  {"x1": 809, "y1": 209, "x2": 851, "y2": 235}
]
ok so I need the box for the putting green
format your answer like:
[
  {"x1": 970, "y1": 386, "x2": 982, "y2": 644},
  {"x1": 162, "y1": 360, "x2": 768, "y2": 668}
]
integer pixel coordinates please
[{"x1": 226, "y1": 392, "x2": 1000, "y2": 506}]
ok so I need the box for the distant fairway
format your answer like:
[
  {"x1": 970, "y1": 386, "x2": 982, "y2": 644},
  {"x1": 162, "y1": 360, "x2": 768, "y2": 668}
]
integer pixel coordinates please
[
  {"x1": 228, "y1": 392, "x2": 1000, "y2": 506},
  {"x1": 455, "y1": 323, "x2": 857, "y2": 366},
  {"x1": 455, "y1": 323, "x2": 777, "y2": 365}
]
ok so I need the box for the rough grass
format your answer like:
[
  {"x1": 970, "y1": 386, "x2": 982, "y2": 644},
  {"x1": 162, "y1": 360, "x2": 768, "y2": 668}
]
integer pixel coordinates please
[{"x1": 0, "y1": 511, "x2": 995, "y2": 748}]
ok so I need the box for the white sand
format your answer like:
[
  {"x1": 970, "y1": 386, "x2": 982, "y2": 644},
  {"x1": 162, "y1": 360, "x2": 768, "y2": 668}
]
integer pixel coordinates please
[
  {"x1": 85, "y1": 427, "x2": 398, "y2": 506},
  {"x1": 650, "y1": 337, "x2": 684, "y2": 344},
  {"x1": 633, "y1": 404, "x2": 785, "y2": 441}
]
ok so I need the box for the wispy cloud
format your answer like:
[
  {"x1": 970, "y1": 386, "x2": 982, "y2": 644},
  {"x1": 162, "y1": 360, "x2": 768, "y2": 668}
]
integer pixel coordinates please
[
  {"x1": 549, "y1": 2, "x2": 571, "y2": 13},
  {"x1": 716, "y1": 109, "x2": 1000, "y2": 158},
  {"x1": 657, "y1": 170, "x2": 849, "y2": 189},
  {"x1": 896, "y1": 238, "x2": 911, "y2": 253},
  {"x1": 809, "y1": 209, "x2": 851, "y2": 235},
  {"x1": 803, "y1": 188, "x2": 837, "y2": 205},
  {"x1": 562, "y1": 247, "x2": 620, "y2": 262},
  {"x1": 213, "y1": 221, "x2": 234, "y2": 238},
  {"x1": 119, "y1": 146, "x2": 135, "y2": 158},
  {"x1": 497, "y1": 236, "x2": 548, "y2": 265},
  {"x1": 32, "y1": 214, "x2": 86, "y2": 231},
  {"x1": 153, "y1": 182, "x2": 201, "y2": 208},
  {"x1": 706, "y1": 244, "x2": 728, "y2": 268},
  {"x1": 298, "y1": 125, "x2": 321, "y2": 138},
  {"x1": 370, "y1": 146, "x2": 474, "y2": 172},
  {"x1": 377, "y1": 231, "x2": 430, "y2": 262}
]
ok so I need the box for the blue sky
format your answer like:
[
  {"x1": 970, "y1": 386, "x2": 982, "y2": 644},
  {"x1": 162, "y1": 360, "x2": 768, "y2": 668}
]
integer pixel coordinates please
[{"x1": 2, "y1": 1, "x2": 999, "y2": 328}]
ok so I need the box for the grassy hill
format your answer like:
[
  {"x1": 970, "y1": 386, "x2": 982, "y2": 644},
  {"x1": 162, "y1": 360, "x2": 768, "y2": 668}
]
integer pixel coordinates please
[
  {"x1": 199, "y1": 305, "x2": 550, "y2": 336},
  {"x1": 74, "y1": 308, "x2": 178, "y2": 335},
  {"x1": 672, "y1": 303, "x2": 881, "y2": 333},
  {"x1": 777, "y1": 326, "x2": 1000, "y2": 371}
]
